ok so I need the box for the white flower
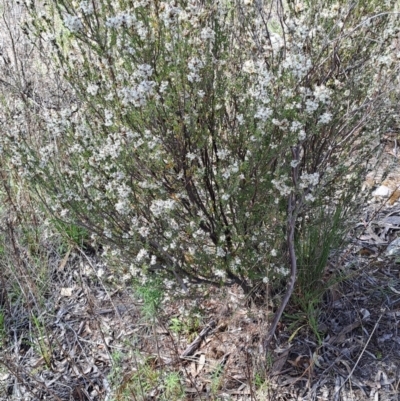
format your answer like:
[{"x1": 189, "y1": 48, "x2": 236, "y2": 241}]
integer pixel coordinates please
[
  {"x1": 305, "y1": 193, "x2": 316, "y2": 202},
  {"x1": 290, "y1": 120, "x2": 303, "y2": 133},
  {"x1": 305, "y1": 99, "x2": 319, "y2": 114},
  {"x1": 243, "y1": 60, "x2": 256, "y2": 74},
  {"x1": 159, "y1": 81, "x2": 169, "y2": 93},
  {"x1": 136, "y1": 248, "x2": 148, "y2": 262},
  {"x1": 150, "y1": 199, "x2": 176, "y2": 216},
  {"x1": 222, "y1": 170, "x2": 230, "y2": 179},
  {"x1": 271, "y1": 249, "x2": 277, "y2": 257},
  {"x1": 263, "y1": 277, "x2": 270, "y2": 284},
  {"x1": 64, "y1": 14, "x2": 83, "y2": 33},
  {"x1": 300, "y1": 172, "x2": 320, "y2": 188},
  {"x1": 115, "y1": 199, "x2": 129, "y2": 214},
  {"x1": 87, "y1": 84, "x2": 99, "y2": 96},
  {"x1": 254, "y1": 106, "x2": 272, "y2": 122},
  {"x1": 216, "y1": 247, "x2": 226, "y2": 257},
  {"x1": 217, "y1": 149, "x2": 230, "y2": 160},
  {"x1": 80, "y1": 1, "x2": 94, "y2": 15},
  {"x1": 298, "y1": 130, "x2": 306, "y2": 141},
  {"x1": 106, "y1": 13, "x2": 136, "y2": 28},
  {"x1": 150, "y1": 255, "x2": 157, "y2": 265},
  {"x1": 104, "y1": 109, "x2": 114, "y2": 126},
  {"x1": 137, "y1": 64, "x2": 153, "y2": 78},
  {"x1": 200, "y1": 27, "x2": 215, "y2": 41},
  {"x1": 188, "y1": 57, "x2": 204, "y2": 72},
  {"x1": 313, "y1": 85, "x2": 331, "y2": 104},
  {"x1": 187, "y1": 72, "x2": 201, "y2": 83},
  {"x1": 215, "y1": 269, "x2": 226, "y2": 278},
  {"x1": 276, "y1": 266, "x2": 290, "y2": 276},
  {"x1": 186, "y1": 152, "x2": 197, "y2": 161},
  {"x1": 269, "y1": 32, "x2": 284, "y2": 51},
  {"x1": 236, "y1": 114, "x2": 244, "y2": 125},
  {"x1": 272, "y1": 177, "x2": 292, "y2": 196},
  {"x1": 318, "y1": 112, "x2": 333, "y2": 124},
  {"x1": 138, "y1": 226, "x2": 150, "y2": 237}
]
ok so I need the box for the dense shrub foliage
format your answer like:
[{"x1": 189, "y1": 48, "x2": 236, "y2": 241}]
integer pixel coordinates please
[{"x1": 1, "y1": 0, "x2": 399, "y2": 295}]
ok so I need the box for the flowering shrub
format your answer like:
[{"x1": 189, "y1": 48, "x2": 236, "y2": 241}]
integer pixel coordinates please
[{"x1": 2, "y1": 0, "x2": 399, "y2": 296}]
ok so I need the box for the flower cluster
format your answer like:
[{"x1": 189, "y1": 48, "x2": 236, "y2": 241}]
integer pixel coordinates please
[{"x1": 2, "y1": 0, "x2": 398, "y2": 294}]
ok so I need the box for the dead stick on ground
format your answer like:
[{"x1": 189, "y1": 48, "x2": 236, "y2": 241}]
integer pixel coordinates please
[{"x1": 180, "y1": 320, "x2": 217, "y2": 358}]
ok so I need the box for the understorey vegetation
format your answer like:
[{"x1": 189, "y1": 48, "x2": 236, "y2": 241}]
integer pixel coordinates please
[{"x1": 0, "y1": 0, "x2": 399, "y2": 399}]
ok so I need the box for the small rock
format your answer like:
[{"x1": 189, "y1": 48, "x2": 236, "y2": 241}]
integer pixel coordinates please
[{"x1": 372, "y1": 185, "x2": 392, "y2": 198}]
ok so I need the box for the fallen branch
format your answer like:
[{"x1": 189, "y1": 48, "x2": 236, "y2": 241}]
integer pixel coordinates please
[{"x1": 180, "y1": 320, "x2": 217, "y2": 358}]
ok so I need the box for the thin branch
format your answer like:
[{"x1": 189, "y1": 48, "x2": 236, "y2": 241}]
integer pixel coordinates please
[
  {"x1": 264, "y1": 146, "x2": 301, "y2": 352},
  {"x1": 263, "y1": 191, "x2": 298, "y2": 351}
]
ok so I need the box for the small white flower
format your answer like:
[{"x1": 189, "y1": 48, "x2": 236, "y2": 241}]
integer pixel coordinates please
[
  {"x1": 216, "y1": 247, "x2": 226, "y2": 257},
  {"x1": 271, "y1": 249, "x2": 277, "y2": 257},
  {"x1": 215, "y1": 269, "x2": 226, "y2": 278},
  {"x1": 243, "y1": 60, "x2": 256, "y2": 74},
  {"x1": 290, "y1": 120, "x2": 303, "y2": 133},
  {"x1": 217, "y1": 149, "x2": 230, "y2": 160},
  {"x1": 254, "y1": 106, "x2": 273, "y2": 122},
  {"x1": 80, "y1": 1, "x2": 94, "y2": 15},
  {"x1": 138, "y1": 226, "x2": 150, "y2": 237},
  {"x1": 236, "y1": 114, "x2": 244, "y2": 125},
  {"x1": 318, "y1": 112, "x2": 333, "y2": 124},
  {"x1": 305, "y1": 99, "x2": 319, "y2": 114},
  {"x1": 159, "y1": 81, "x2": 169, "y2": 93},
  {"x1": 298, "y1": 130, "x2": 306, "y2": 141},
  {"x1": 263, "y1": 277, "x2": 270, "y2": 283},
  {"x1": 104, "y1": 109, "x2": 114, "y2": 127},
  {"x1": 186, "y1": 152, "x2": 197, "y2": 161},
  {"x1": 87, "y1": 84, "x2": 99, "y2": 96},
  {"x1": 222, "y1": 170, "x2": 230, "y2": 179},
  {"x1": 64, "y1": 14, "x2": 83, "y2": 32},
  {"x1": 136, "y1": 248, "x2": 148, "y2": 262},
  {"x1": 305, "y1": 193, "x2": 316, "y2": 202},
  {"x1": 313, "y1": 85, "x2": 331, "y2": 104},
  {"x1": 200, "y1": 27, "x2": 215, "y2": 41}
]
